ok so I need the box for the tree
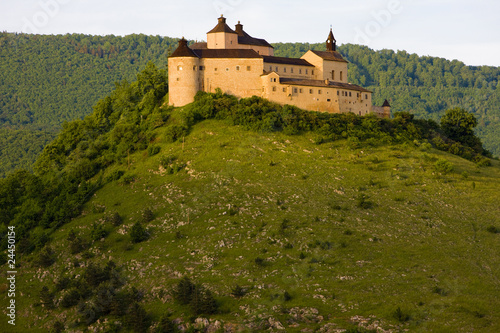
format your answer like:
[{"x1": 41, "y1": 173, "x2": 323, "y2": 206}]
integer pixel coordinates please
[
  {"x1": 440, "y1": 108, "x2": 477, "y2": 142},
  {"x1": 130, "y1": 222, "x2": 149, "y2": 243}
]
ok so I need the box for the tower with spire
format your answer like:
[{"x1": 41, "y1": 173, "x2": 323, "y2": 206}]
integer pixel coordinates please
[{"x1": 326, "y1": 27, "x2": 336, "y2": 52}]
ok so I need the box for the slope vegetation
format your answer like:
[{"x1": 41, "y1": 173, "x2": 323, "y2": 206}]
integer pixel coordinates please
[{"x1": 1, "y1": 65, "x2": 499, "y2": 332}]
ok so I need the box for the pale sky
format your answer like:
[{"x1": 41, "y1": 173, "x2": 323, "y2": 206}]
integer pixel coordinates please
[{"x1": 1, "y1": 0, "x2": 499, "y2": 67}]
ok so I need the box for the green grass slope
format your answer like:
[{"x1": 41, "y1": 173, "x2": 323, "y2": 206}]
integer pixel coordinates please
[{"x1": 4, "y1": 116, "x2": 500, "y2": 332}]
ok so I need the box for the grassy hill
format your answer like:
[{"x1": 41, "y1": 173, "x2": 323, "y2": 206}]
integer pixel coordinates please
[{"x1": 1, "y1": 66, "x2": 499, "y2": 332}]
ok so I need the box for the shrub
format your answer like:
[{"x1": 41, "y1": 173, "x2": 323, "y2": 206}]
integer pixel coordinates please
[
  {"x1": 174, "y1": 277, "x2": 195, "y2": 305},
  {"x1": 231, "y1": 285, "x2": 246, "y2": 298},
  {"x1": 434, "y1": 159, "x2": 454, "y2": 174},
  {"x1": 37, "y1": 246, "x2": 56, "y2": 267},
  {"x1": 165, "y1": 124, "x2": 188, "y2": 143},
  {"x1": 90, "y1": 223, "x2": 108, "y2": 241},
  {"x1": 107, "y1": 212, "x2": 123, "y2": 226},
  {"x1": 106, "y1": 170, "x2": 125, "y2": 182},
  {"x1": 486, "y1": 226, "x2": 499, "y2": 234},
  {"x1": 147, "y1": 145, "x2": 161, "y2": 156},
  {"x1": 125, "y1": 302, "x2": 150, "y2": 333},
  {"x1": 156, "y1": 315, "x2": 177, "y2": 333},
  {"x1": 159, "y1": 155, "x2": 177, "y2": 168},
  {"x1": 357, "y1": 194, "x2": 373, "y2": 209},
  {"x1": 190, "y1": 285, "x2": 218, "y2": 315},
  {"x1": 70, "y1": 236, "x2": 88, "y2": 254},
  {"x1": 284, "y1": 291, "x2": 292, "y2": 302},
  {"x1": 392, "y1": 306, "x2": 410, "y2": 322},
  {"x1": 39, "y1": 286, "x2": 54, "y2": 309},
  {"x1": 254, "y1": 257, "x2": 265, "y2": 266},
  {"x1": 142, "y1": 208, "x2": 155, "y2": 222},
  {"x1": 60, "y1": 288, "x2": 81, "y2": 308},
  {"x1": 130, "y1": 222, "x2": 149, "y2": 243}
]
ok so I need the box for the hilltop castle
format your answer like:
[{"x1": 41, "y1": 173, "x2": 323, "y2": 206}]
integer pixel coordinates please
[{"x1": 168, "y1": 16, "x2": 390, "y2": 118}]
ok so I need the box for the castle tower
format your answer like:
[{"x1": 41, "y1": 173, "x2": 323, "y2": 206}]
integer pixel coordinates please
[
  {"x1": 326, "y1": 28, "x2": 336, "y2": 52},
  {"x1": 207, "y1": 15, "x2": 238, "y2": 49},
  {"x1": 168, "y1": 38, "x2": 200, "y2": 107},
  {"x1": 382, "y1": 99, "x2": 391, "y2": 118}
]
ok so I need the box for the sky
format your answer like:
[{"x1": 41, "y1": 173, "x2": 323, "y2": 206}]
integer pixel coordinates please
[{"x1": 1, "y1": 0, "x2": 499, "y2": 67}]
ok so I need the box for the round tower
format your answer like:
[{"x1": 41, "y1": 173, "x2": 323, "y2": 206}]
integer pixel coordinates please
[{"x1": 168, "y1": 38, "x2": 200, "y2": 107}]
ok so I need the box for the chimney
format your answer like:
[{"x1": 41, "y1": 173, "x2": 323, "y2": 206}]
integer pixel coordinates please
[{"x1": 235, "y1": 21, "x2": 244, "y2": 36}]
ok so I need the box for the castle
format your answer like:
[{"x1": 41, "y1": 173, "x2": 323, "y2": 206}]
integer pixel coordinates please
[{"x1": 168, "y1": 16, "x2": 390, "y2": 118}]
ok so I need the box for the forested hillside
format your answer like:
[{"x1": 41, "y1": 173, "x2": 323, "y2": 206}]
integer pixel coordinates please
[
  {"x1": 275, "y1": 43, "x2": 500, "y2": 156},
  {"x1": 0, "y1": 33, "x2": 499, "y2": 176},
  {"x1": 0, "y1": 33, "x2": 176, "y2": 176}
]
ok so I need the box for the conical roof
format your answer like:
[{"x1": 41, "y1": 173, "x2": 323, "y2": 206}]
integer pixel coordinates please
[{"x1": 170, "y1": 38, "x2": 198, "y2": 58}]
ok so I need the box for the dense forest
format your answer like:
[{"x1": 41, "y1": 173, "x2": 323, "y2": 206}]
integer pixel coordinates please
[{"x1": 0, "y1": 33, "x2": 499, "y2": 176}]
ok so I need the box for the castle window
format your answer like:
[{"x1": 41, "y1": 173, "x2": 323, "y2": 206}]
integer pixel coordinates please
[
  {"x1": 193, "y1": 66, "x2": 197, "y2": 71},
  {"x1": 299, "y1": 69, "x2": 302, "y2": 74},
  {"x1": 337, "y1": 91, "x2": 339, "y2": 96},
  {"x1": 332, "y1": 70, "x2": 335, "y2": 80},
  {"x1": 365, "y1": 94, "x2": 368, "y2": 99},
  {"x1": 299, "y1": 88, "x2": 303, "y2": 93},
  {"x1": 284, "y1": 67, "x2": 287, "y2": 73},
  {"x1": 357, "y1": 93, "x2": 360, "y2": 98},
  {"x1": 312, "y1": 70, "x2": 314, "y2": 75},
  {"x1": 236, "y1": 66, "x2": 240, "y2": 71},
  {"x1": 291, "y1": 68, "x2": 294, "y2": 73},
  {"x1": 214, "y1": 68, "x2": 218, "y2": 71},
  {"x1": 349, "y1": 92, "x2": 352, "y2": 97},
  {"x1": 309, "y1": 89, "x2": 313, "y2": 94},
  {"x1": 283, "y1": 88, "x2": 286, "y2": 92},
  {"x1": 247, "y1": 66, "x2": 251, "y2": 71},
  {"x1": 306, "y1": 69, "x2": 308, "y2": 74},
  {"x1": 177, "y1": 66, "x2": 183, "y2": 71},
  {"x1": 269, "y1": 66, "x2": 273, "y2": 71},
  {"x1": 199, "y1": 66, "x2": 204, "y2": 70},
  {"x1": 226, "y1": 68, "x2": 229, "y2": 72},
  {"x1": 327, "y1": 99, "x2": 331, "y2": 102},
  {"x1": 276, "y1": 66, "x2": 279, "y2": 72},
  {"x1": 318, "y1": 90, "x2": 322, "y2": 94},
  {"x1": 340, "y1": 71, "x2": 343, "y2": 81},
  {"x1": 272, "y1": 87, "x2": 277, "y2": 92},
  {"x1": 293, "y1": 88, "x2": 298, "y2": 94}
]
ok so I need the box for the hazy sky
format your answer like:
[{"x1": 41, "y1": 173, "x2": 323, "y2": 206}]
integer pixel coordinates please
[{"x1": 1, "y1": 0, "x2": 499, "y2": 66}]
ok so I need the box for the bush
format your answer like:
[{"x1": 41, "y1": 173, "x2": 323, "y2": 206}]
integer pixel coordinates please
[
  {"x1": 164, "y1": 125, "x2": 188, "y2": 143},
  {"x1": 142, "y1": 208, "x2": 155, "y2": 222},
  {"x1": 60, "y1": 288, "x2": 81, "y2": 308},
  {"x1": 90, "y1": 223, "x2": 108, "y2": 241},
  {"x1": 147, "y1": 145, "x2": 161, "y2": 156},
  {"x1": 125, "y1": 302, "x2": 150, "y2": 333},
  {"x1": 130, "y1": 222, "x2": 149, "y2": 243},
  {"x1": 39, "y1": 286, "x2": 54, "y2": 309},
  {"x1": 37, "y1": 246, "x2": 56, "y2": 267},
  {"x1": 356, "y1": 194, "x2": 373, "y2": 209},
  {"x1": 284, "y1": 291, "x2": 292, "y2": 302},
  {"x1": 156, "y1": 315, "x2": 177, "y2": 333},
  {"x1": 107, "y1": 212, "x2": 123, "y2": 226},
  {"x1": 174, "y1": 276, "x2": 195, "y2": 305},
  {"x1": 231, "y1": 285, "x2": 246, "y2": 298},
  {"x1": 392, "y1": 306, "x2": 410, "y2": 322},
  {"x1": 486, "y1": 226, "x2": 499, "y2": 234},
  {"x1": 190, "y1": 285, "x2": 218, "y2": 315},
  {"x1": 434, "y1": 159, "x2": 454, "y2": 174}
]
